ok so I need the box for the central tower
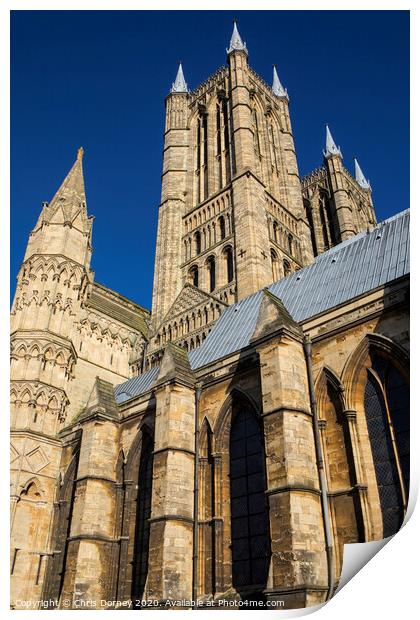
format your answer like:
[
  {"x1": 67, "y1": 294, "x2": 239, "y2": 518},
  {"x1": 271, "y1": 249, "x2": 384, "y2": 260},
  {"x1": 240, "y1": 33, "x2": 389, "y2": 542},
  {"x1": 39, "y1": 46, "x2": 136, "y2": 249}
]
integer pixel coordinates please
[{"x1": 148, "y1": 23, "x2": 313, "y2": 365}]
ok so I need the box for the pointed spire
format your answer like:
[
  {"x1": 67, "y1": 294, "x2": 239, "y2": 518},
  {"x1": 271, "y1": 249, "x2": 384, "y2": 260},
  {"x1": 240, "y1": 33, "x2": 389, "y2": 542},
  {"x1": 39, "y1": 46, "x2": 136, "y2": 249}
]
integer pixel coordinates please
[
  {"x1": 324, "y1": 125, "x2": 342, "y2": 158},
  {"x1": 227, "y1": 20, "x2": 248, "y2": 54},
  {"x1": 170, "y1": 62, "x2": 188, "y2": 94},
  {"x1": 49, "y1": 147, "x2": 87, "y2": 213},
  {"x1": 272, "y1": 65, "x2": 288, "y2": 99},
  {"x1": 33, "y1": 148, "x2": 88, "y2": 231},
  {"x1": 354, "y1": 158, "x2": 371, "y2": 189}
]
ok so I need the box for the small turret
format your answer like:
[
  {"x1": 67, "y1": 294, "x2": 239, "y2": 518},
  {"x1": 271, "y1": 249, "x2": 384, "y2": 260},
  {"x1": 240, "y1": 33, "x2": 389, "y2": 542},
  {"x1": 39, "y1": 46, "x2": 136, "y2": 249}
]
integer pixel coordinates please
[
  {"x1": 272, "y1": 65, "x2": 288, "y2": 99},
  {"x1": 324, "y1": 125, "x2": 342, "y2": 158},
  {"x1": 170, "y1": 62, "x2": 188, "y2": 94},
  {"x1": 227, "y1": 20, "x2": 248, "y2": 55},
  {"x1": 354, "y1": 157, "x2": 371, "y2": 190}
]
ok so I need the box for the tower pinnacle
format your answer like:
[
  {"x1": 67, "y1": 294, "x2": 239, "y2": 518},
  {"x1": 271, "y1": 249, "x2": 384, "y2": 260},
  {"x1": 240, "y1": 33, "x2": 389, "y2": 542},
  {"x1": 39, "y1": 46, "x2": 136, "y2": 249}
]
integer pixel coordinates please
[
  {"x1": 324, "y1": 125, "x2": 342, "y2": 158},
  {"x1": 227, "y1": 20, "x2": 247, "y2": 54},
  {"x1": 272, "y1": 65, "x2": 288, "y2": 99},
  {"x1": 33, "y1": 149, "x2": 88, "y2": 233},
  {"x1": 49, "y1": 150, "x2": 86, "y2": 211},
  {"x1": 354, "y1": 158, "x2": 371, "y2": 189},
  {"x1": 170, "y1": 62, "x2": 188, "y2": 94}
]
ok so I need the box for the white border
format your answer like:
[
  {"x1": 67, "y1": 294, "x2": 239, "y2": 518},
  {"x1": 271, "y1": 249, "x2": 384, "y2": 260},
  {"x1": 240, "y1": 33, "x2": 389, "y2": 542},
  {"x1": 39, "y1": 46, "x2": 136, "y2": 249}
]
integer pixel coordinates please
[{"x1": 1, "y1": 2, "x2": 417, "y2": 619}]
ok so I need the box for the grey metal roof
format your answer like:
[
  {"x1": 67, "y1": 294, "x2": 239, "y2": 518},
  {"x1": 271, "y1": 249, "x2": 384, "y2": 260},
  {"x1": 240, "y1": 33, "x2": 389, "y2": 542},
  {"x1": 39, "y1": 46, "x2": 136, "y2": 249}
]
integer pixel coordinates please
[
  {"x1": 115, "y1": 209, "x2": 409, "y2": 402},
  {"x1": 191, "y1": 209, "x2": 409, "y2": 368},
  {"x1": 115, "y1": 366, "x2": 159, "y2": 404}
]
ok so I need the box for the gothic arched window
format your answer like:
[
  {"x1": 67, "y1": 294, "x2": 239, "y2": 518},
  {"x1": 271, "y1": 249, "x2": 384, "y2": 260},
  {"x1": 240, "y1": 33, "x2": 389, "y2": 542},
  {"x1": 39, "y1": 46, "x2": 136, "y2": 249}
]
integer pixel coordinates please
[
  {"x1": 283, "y1": 259, "x2": 291, "y2": 277},
  {"x1": 223, "y1": 246, "x2": 234, "y2": 283},
  {"x1": 188, "y1": 265, "x2": 199, "y2": 288},
  {"x1": 273, "y1": 221, "x2": 278, "y2": 243},
  {"x1": 364, "y1": 356, "x2": 409, "y2": 537},
  {"x1": 218, "y1": 216, "x2": 226, "y2": 241},
  {"x1": 132, "y1": 432, "x2": 153, "y2": 605},
  {"x1": 252, "y1": 107, "x2": 261, "y2": 159},
  {"x1": 317, "y1": 372, "x2": 363, "y2": 577},
  {"x1": 304, "y1": 200, "x2": 318, "y2": 256},
  {"x1": 271, "y1": 249, "x2": 279, "y2": 282},
  {"x1": 207, "y1": 256, "x2": 216, "y2": 293},
  {"x1": 194, "y1": 231, "x2": 201, "y2": 256},
  {"x1": 199, "y1": 419, "x2": 214, "y2": 594},
  {"x1": 229, "y1": 401, "x2": 270, "y2": 596},
  {"x1": 287, "y1": 233, "x2": 293, "y2": 256}
]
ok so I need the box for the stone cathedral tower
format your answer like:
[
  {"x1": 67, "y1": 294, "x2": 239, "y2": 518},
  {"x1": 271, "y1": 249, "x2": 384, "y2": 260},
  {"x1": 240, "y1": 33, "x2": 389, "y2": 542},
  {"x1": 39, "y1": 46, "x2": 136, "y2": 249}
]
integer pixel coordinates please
[
  {"x1": 10, "y1": 150, "x2": 149, "y2": 605},
  {"x1": 147, "y1": 23, "x2": 375, "y2": 368},
  {"x1": 11, "y1": 21, "x2": 408, "y2": 611}
]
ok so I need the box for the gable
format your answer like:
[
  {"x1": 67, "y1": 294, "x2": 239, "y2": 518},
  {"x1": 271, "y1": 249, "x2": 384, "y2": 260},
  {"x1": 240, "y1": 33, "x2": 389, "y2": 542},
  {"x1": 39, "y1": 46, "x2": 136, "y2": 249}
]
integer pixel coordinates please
[{"x1": 161, "y1": 283, "x2": 226, "y2": 325}]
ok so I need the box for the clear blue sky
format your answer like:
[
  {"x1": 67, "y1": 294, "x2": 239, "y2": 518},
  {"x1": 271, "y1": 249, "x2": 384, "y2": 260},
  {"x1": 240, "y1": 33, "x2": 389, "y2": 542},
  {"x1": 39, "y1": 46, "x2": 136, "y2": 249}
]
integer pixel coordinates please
[{"x1": 11, "y1": 10, "x2": 409, "y2": 309}]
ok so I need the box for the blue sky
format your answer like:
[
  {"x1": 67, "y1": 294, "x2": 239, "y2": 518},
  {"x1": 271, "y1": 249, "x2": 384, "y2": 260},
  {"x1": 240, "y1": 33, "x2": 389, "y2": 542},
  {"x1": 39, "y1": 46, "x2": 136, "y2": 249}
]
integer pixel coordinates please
[{"x1": 11, "y1": 10, "x2": 409, "y2": 309}]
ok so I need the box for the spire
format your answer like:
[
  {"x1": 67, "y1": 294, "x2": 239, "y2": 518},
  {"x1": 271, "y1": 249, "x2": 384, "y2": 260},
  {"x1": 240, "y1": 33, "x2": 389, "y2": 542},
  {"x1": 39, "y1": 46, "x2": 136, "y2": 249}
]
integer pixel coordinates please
[
  {"x1": 272, "y1": 65, "x2": 288, "y2": 99},
  {"x1": 354, "y1": 158, "x2": 371, "y2": 189},
  {"x1": 227, "y1": 20, "x2": 248, "y2": 54},
  {"x1": 49, "y1": 147, "x2": 87, "y2": 213},
  {"x1": 34, "y1": 148, "x2": 88, "y2": 230},
  {"x1": 170, "y1": 62, "x2": 188, "y2": 94},
  {"x1": 324, "y1": 125, "x2": 342, "y2": 158}
]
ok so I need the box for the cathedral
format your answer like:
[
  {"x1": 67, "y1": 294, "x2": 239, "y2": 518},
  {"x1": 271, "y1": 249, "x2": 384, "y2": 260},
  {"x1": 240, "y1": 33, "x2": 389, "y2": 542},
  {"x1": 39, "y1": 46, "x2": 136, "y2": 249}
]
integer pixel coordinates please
[{"x1": 10, "y1": 22, "x2": 409, "y2": 610}]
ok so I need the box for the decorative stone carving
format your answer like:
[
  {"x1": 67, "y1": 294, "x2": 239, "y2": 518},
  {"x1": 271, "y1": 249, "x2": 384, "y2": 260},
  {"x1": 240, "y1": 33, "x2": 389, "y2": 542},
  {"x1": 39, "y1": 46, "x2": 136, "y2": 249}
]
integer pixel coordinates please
[{"x1": 10, "y1": 381, "x2": 69, "y2": 422}]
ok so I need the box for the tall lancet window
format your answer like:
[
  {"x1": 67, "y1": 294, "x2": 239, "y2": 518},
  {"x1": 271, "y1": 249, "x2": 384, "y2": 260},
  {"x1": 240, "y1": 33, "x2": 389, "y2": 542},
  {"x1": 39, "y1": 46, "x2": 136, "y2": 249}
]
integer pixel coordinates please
[
  {"x1": 252, "y1": 107, "x2": 262, "y2": 164},
  {"x1": 267, "y1": 117, "x2": 278, "y2": 172},
  {"x1": 218, "y1": 216, "x2": 226, "y2": 241},
  {"x1": 199, "y1": 420, "x2": 215, "y2": 596},
  {"x1": 132, "y1": 432, "x2": 154, "y2": 605},
  {"x1": 202, "y1": 111, "x2": 208, "y2": 200},
  {"x1": 270, "y1": 249, "x2": 279, "y2": 282},
  {"x1": 207, "y1": 256, "x2": 216, "y2": 293},
  {"x1": 196, "y1": 108, "x2": 209, "y2": 205},
  {"x1": 222, "y1": 97, "x2": 231, "y2": 183},
  {"x1": 229, "y1": 400, "x2": 270, "y2": 598},
  {"x1": 223, "y1": 245, "x2": 234, "y2": 283},
  {"x1": 194, "y1": 231, "x2": 201, "y2": 256},
  {"x1": 364, "y1": 355, "x2": 409, "y2": 537},
  {"x1": 196, "y1": 118, "x2": 201, "y2": 204},
  {"x1": 216, "y1": 103, "x2": 223, "y2": 190}
]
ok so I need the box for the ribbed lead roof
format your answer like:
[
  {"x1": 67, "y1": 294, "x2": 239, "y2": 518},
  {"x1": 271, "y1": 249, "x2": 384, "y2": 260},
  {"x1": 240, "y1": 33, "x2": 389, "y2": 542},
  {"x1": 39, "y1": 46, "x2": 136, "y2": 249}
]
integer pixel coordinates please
[
  {"x1": 115, "y1": 366, "x2": 159, "y2": 404},
  {"x1": 115, "y1": 209, "x2": 409, "y2": 402}
]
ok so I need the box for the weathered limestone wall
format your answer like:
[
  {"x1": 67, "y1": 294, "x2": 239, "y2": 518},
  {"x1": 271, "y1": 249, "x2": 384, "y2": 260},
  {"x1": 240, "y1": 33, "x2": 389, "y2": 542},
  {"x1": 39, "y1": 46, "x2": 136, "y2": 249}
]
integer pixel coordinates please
[
  {"x1": 146, "y1": 364, "x2": 196, "y2": 603},
  {"x1": 60, "y1": 415, "x2": 120, "y2": 607},
  {"x1": 256, "y1": 332, "x2": 328, "y2": 607}
]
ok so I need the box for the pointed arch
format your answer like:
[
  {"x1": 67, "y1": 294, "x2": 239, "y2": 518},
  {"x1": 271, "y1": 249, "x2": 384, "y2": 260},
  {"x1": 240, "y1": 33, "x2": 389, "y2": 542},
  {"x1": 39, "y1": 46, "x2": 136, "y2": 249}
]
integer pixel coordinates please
[
  {"x1": 47, "y1": 395, "x2": 59, "y2": 412},
  {"x1": 198, "y1": 416, "x2": 215, "y2": 596},
  {"x1": 116, "y1": 416, "x2": 155, "y2": 604},
  {"x1": 30, "y1": 344, "x2": 40, "y2": 357},
  {"x1": 227, "y1": 391, "x2": 270, "y2": 595},
  {"x1": 130, "y1": 428, "x2": 153, "y2": 605},
  {"x1": 44, "y1": 346, "x2": 55, "y2": 361},
  {"x1": 213, "y1": 387, "x2": 261, "y2": 446},
  {"x1": 341, "y1": 333, "x2": 409, "y2": 538},
  {"x1": 20, "y1": 477, "x2": 43, "y2": 499},
  {"x1": 42, "y1": 450, "x2": 79, "y2": 602},
  {"x1": 341, "y1": 333, "x2": 409, "y2": 410},
  {"x1": 315, "y1": 366, "x2": 363, "y2": 576},
  {"x1": 20, "y1": 388, "x2": 31, "y2": 404},
  {"x1": 55, "y1": 351, "x2": 65, "y2": 366},
  {"x1": 16, "y1": 344, "x2": 27, "y2": 358},
  {"x1": 315, "y1": 365, "x2": 345, "y2": 411}
]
